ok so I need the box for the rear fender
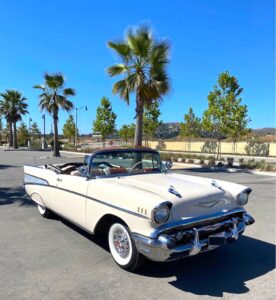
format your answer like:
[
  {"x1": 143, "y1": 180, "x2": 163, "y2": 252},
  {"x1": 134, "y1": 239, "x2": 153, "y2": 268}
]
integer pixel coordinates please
[{"x1": 30, "y1": 192, "x2": 45, "y2": 207}]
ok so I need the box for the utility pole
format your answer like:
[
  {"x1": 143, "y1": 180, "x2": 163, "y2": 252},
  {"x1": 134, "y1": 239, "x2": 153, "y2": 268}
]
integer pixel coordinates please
[{"x1": 75, "y1": 106, "x2": 88, "y2": 147}]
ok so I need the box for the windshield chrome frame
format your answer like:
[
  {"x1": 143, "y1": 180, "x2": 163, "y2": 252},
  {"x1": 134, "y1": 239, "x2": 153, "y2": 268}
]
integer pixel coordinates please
[{"x1": 87, "y1": 148, "x2": 166, "y2": 179}]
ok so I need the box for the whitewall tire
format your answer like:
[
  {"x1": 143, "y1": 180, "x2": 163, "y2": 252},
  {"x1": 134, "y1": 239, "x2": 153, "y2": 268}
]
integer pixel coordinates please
[
  {"x1": 108, "y1": 222, "x2": 144, "y2": 271},
  {"x1": 37, "y1": 204, "x2": 52, "y2": 218}
]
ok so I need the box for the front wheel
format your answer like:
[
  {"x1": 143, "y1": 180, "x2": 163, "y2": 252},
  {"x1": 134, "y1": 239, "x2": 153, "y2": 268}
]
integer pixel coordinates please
[
  {"x1": 37, "y1": 204, "x2": 52, "y2": 218},
  {"x1": 108, "y1": 223, "x2": 144, "y2": 271}
]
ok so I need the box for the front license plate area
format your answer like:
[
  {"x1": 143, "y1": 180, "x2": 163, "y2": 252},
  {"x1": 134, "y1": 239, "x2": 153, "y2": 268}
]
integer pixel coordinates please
[{"x1": 209, "y1": 235, "x2": 226, "y2": 246}]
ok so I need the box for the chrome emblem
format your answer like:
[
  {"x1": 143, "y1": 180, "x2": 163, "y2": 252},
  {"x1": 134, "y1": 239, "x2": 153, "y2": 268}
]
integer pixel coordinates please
[
  {"x1": 197, "y1": 200, "x2": 220, "y2": 208},
  {"x1": 168, "y1": 185, "x2": 182, "y2": 198}
]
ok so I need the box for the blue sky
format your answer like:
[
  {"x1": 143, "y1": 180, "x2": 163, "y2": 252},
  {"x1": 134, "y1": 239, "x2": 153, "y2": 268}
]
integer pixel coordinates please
[{"x1": 0, "y1": 0, "x2": 274, "y2": 134}]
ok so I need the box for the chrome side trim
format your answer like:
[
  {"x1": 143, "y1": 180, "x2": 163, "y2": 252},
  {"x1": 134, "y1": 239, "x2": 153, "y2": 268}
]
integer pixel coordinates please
[
  {"x1": 150, "y1": 208, "x2": 246, "y2": 238},
  {"x1": 24, "y1": 173, "x2": 49, "y2": 185},
  {"x1": 24, "y1": 182, "x2": 149, "y2": 219}
]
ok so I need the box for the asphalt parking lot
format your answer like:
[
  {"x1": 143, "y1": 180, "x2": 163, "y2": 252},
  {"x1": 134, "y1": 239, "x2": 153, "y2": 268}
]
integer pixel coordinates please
[{"x1": 0, "y1": 150, "x2": 275, "y2": 300}]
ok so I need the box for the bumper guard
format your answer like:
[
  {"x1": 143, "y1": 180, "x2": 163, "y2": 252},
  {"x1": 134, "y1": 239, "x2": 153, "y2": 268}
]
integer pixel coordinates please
[{"x1": 132, "y1": 212, "x2": 254, "y2": 262}]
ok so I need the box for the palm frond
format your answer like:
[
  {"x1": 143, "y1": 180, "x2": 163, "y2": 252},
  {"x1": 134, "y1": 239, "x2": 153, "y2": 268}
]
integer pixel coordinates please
[
  {"x1": 0, "y1": 89, "x2": 29, "y2": 122},
  {"x1": 57, "y1": 96, "x2": 74, "y2": 112},
  {"x1": 107, "y1": 24, "x2": 171, "y2": 110},
  {"x1": 63, "y1": 88, "x2": 76, "y2": 96},
  {"x1": 107, "y1": 41, "x2": 131, "y2": 63},
  {"x1": 33, "y1": 85, "x2": 45, "y2": 90},
  {"x1": 126, "y1": 25, "x2": 152, "y2": 58},
  {"x1": 34, "y1": 72, "x2": 75, "y2": 116},
  {"x1": 112, "y1": 79, "x2": 130, "y2": 104},
  {"x1": 44, "y1": 72, "x2": 64, "y2": 89},
  {"x1": 107, "y1": 64, "x2": 128, "y2": 77}
]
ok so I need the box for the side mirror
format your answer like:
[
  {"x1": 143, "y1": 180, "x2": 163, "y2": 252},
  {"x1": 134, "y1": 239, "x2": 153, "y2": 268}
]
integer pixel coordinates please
[{"x1": 164, "y1": 161, "x2": 173, "y2": 169}]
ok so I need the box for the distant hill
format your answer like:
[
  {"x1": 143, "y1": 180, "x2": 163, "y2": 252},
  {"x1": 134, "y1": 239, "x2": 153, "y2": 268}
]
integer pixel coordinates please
[
  {"x1": 251, "y1": 128, "x2": 276, "y2": 135},
  {"x1": 77, "y1": 125, "x2": 276, "y2": 140},
  {"x1": 155, "y1": 123, "x2": 276, "y2": 139},
  {"x1": 156, "y1": 122, "x2": 180, "y2": 139}
]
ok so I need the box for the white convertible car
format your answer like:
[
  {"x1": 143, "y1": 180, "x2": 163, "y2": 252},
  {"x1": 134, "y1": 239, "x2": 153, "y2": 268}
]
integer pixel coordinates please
[{"x1": 24, "y1": 148, "x2": 254, "y2": 271}]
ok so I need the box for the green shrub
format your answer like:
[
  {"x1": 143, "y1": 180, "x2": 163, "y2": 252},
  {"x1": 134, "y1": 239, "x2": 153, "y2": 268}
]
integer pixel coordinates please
[
  {"x1": 227, "y1": 157, "x2": 234, "y2": 167},
  {"x1": 188, "y1": 159, "x2": 194, "y2": 164},
  {"x1": 256, "y1": 160, "x2": 266, "y2": 170},
  {"x1": 263, "y1": 163, "x2": 276, "y2": 171},
  {"x1": 217, "y1": 162, "x2": 223, "y2": 167},
  {"x1": 208, "y1": 157, "x2": 216, "y2": 167},
  {"x1": 246, "y1": 159, "x2": 257, "y2": 169}
]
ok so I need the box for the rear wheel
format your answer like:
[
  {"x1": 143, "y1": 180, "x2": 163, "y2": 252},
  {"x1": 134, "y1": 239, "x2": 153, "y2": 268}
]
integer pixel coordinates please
[
  {"x1": 108, "y1": 222, "x2": 144, "y2": 271},
  {"x1": 37, "y1": 204, "x2": 52, "y2": 218}
]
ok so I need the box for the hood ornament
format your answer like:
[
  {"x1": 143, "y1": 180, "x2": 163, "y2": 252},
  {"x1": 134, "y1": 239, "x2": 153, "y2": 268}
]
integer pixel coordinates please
[
  {"x1": 211, "y1": 180, "x2": 224, "y2": 191},
  {"x1": 168, "y1": 185, "x2": 182, "y2": 198}
]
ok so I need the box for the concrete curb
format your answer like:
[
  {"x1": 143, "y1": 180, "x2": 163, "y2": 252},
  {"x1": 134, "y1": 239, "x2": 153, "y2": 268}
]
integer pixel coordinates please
[
  {"x1": 172, "y1": 162, "x2": 276, "y2": 177},
  {"x1": 60, "y1": 150, "x2": 87, "y2": 156}
]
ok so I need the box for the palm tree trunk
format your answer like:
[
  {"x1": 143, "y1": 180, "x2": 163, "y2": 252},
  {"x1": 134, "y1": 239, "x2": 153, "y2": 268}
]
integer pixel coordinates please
[
  {"x1": 53, "y1": 114, "x2": 60, "y2": 157},
  {"x1": 134, "y1": 99, "x2": 143, "y2": 147},
  {"x1": 8, "y1": 122, "x2": 13, "y2": 147},
  {"x1": 13, "y1": 122, "x2": 18, "y2": 149}
]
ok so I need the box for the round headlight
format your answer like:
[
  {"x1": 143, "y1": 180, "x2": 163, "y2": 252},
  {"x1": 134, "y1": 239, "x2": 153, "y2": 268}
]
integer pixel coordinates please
[
  {"x1": 152, "y1": 203, "x2": 171, "y2": 224},
  {"x1": 237, "y1": 191, "x2": 249, "y2": 206}
]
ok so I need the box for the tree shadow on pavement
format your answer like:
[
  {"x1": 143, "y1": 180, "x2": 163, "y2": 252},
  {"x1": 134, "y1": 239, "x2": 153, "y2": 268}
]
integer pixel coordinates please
[
  {"x1": 0, "y1": 186, "x2": 35, "y2": 206},
  {"x1": 173, "y1": 167, "x2": 249, "y2": 174},
  {"x1": 0, "y1": 164, "x2": 15, "y2": 170},
  {"x1": 136, "y1": 236, "x2": 275, "y2": 297}
]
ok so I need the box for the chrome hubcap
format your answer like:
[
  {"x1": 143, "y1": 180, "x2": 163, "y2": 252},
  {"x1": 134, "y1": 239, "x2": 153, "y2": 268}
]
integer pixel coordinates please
[
  {"x1": 38, "y1": 205, "x2": 46, "y2": 214},
  {"x1": 113, "y1": 229, "x2": 130, "y2": 258}
]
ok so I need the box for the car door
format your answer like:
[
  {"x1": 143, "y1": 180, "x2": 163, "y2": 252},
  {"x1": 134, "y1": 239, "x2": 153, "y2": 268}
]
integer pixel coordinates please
[{"x1": 54, "y1": 174, "x2": 89, "y2": 228}]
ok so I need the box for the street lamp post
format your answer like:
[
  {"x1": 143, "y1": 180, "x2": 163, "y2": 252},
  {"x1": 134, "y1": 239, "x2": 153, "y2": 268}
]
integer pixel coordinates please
[
  {"x1": 42, "y1": 114, "x2": 46, "y2": 150},
  {"x1": 28, "y1": 118, "x2": 32, "y2": 149},
  {"x1": 29, "y1": 117, "x2": 32, "y2": 132},
  {"x1": 75, "y1": 106, "x2": 87, "y2": 147}
]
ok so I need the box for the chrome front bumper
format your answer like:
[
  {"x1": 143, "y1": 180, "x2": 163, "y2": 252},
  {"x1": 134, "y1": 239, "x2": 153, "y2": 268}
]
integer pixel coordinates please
[{"x1": 132, "y1": 212, "x2": 254, "y2": 262}]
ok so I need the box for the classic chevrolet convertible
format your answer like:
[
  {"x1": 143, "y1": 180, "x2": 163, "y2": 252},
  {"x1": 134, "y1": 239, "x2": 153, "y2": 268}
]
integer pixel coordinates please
[{"x1": 24, "y1": 148, "x2": 254, "y2": 270}]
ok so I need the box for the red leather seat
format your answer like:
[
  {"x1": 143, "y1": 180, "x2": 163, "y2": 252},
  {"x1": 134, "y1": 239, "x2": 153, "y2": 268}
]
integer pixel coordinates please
[{"x1": 109, "y1": 167, "x2": 127, "y2": 175}]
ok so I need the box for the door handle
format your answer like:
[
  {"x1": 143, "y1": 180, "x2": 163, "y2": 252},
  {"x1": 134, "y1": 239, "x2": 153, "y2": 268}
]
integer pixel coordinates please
[{"x1": 57, "y1": 178, "x2": 62, "y2": 182}]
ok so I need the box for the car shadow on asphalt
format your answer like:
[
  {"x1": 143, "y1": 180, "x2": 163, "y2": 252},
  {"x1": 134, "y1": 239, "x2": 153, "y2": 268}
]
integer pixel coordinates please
[
  {"x1": 60, "y1": 218, "x2": 110, "y2": 251},
  {"x1": 0, "y1": 186, "x2": 35, "y2": 206},
  {"x1": 56, "y1": 217, "x2": 275, "y2": 297},
  {"x1": 136, "y1": 236, "x2": 276, "y2": 297}
]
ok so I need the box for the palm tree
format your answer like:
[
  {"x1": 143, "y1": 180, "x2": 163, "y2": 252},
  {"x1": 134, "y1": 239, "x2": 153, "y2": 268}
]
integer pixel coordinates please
[
  {"x1": 0, "y1": 101, "x2": 13, "y2": 147},
  {"x1": 34, "y1": 73, "x2": 75, "y2": 157},
  {"x1": 0, "y1": 90, "x2": 28, "y2": 148},
  {"x1": 107, "y1": 25, "x2": 170, "y2": 146}
]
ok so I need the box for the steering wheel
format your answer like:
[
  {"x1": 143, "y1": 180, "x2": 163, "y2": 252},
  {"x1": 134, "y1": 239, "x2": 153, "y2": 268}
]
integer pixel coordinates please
[
  {"x1": 98, "y1": 162, "x2": 113, "y2": 168},
  {"x1": 98, "y1": 163, "x2": 113, "y2": 175},
  {"x1": 130, "y1": 161, "x2": 151, "y2": 173}
]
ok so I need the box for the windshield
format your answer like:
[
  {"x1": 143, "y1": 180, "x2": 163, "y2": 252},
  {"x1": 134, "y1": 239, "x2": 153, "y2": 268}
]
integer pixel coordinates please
[{"x1": 90, "y1": 150, "x2": 164, "y2": 177}]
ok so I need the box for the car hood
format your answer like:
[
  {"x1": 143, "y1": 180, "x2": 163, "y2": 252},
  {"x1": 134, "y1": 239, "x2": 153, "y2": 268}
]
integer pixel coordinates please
[{"x1": 118, "y1": 172, "x2": 242, "y2": 219}]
